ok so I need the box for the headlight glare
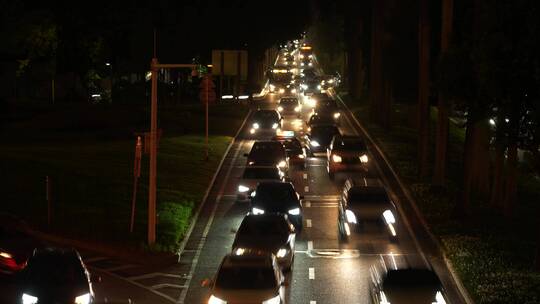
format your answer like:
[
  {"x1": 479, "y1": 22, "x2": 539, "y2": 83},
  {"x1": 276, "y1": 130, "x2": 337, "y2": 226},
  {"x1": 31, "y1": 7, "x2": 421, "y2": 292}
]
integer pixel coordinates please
[
  {"x1": 252, "y1": 207, "x2": 265, "y2": 215},
  {"x1": 74, "y1": 293, "x2": 91, "y2": 304},
  {"x1": 360, "y1": 154, "x2": 369, "y2": 163},
  {"x1": 208, "y1": 295, "x2": 227, "y2": 304},
  {"x1": 22, "y1": 294, "x2": 38, "y2": 304},
  {"x1": 238, "y1": 185, "x2": 250, "y2": 193},
  {"x1": 253, "y1": 123, "x2": 260, "y2": 129},
  {"x1": 272, "y1": 123, "x2": 279, "y2": 129},
  {"x1": 345, "y1": 209, "x2": 357, "y2": 224},
  {"x1": 333, "y1": 112, "x2": 341, "y2": 119},
  {"x1": 310, "y1": 140, "x2": 320, "y2": 147},
  {"x1": 262, "y1": 295, "x2": 281, "y2": 304},
  {"x1": 332, "y1": 154, "x2": 342, "y2": 163},
  {"x1": 278, "y1": 106, "x2": 283, "y2": 112},
  {"x1": 278, "y1": 160, "x2": 287, "y2": 168},
  {"x1": 276, "y1": 248, "x2": 288, "y2": 258},
  {"x1": 288, "y1": 207, "x2": 300, "y2": 215}
]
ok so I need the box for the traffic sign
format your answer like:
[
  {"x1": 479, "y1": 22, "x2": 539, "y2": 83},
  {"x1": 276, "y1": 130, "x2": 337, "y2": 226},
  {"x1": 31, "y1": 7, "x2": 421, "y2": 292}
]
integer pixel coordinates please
[{"x1": 200, "y1": 75, "x2": 216, "y2": 104}]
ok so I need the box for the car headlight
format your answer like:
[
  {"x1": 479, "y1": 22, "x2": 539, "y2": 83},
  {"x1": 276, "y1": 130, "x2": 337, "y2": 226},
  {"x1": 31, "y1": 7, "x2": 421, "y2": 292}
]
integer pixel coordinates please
[
  {"x1": 328, "y1": 79, "x2": 334, "y2": 83},
  {"x1": 288, "y1": 207, "x2": 300, "y2": 215},
  {"x1": 332, "y1": 154, "x2": 342, "y2": 163},
  {"x1": 276, "y1": 248, "x2": 288, "y2": 258},
  {"x1": 359, "y1": 154, "x2": 369, "y2": 163},
  {"x1": 333, "y1": 112, "x2": 341, "y2": 119},
  {"x1": 250, "y1": 129, "x2": 256, "y2": 134},
  {"x1": 300, "y1": 62, "x2": 305, "y2": 66},
  {"x1": 278, "y1": 160, "x2": 287, "y2": 168},
  {"x1": 253, "y1": 123, "x2": 260, "y2": 129},
  {"x1": 434, "y1": 291, "x2": 447, "y2": 304},
  {"x1": 278, "y1": 106, "x2": 283, "y2": 112},
  {"x1": 345, "y1": 209, "x2": 357, "y2": 224},
  {"x1": 300, "y1": 54, "x2": 304, "y2": 59},
  {"x1": 272, "y1": 123, "x2": 279, "y2": 129},
  {"x1": 252, "y1": 207, "x2": 265, "y2": 215},
  {"x1": 22, "y1": 294, "x2": 38, "y2": 304},
  {"x1": 298, "y1": 154, "x2": 305, "y2": 159},
  {"x1": 74, "y1": 293, "x2": 91, "y2": 304},
  {"x1": 310, "y1": 140, "x2": 320, "y2": 147},
  {"x1": 208, "y1": 294, "x2": 227, "y2": 304},
  {"x1": 238, "y1": 185, "x2": 250, "y2": 193},
  {"x1": 262, "y1": 295, "x2": 281, "y2": 304},
  {"x1": 383, "y1": 210, "x2": 396, "y2": 224},
  {"x1": 317, "y1": 85, "x2": 321, "y2": 90},
  {"x1": 308, "y1": 62, "x2": 313, "y2": 66},
  {"x1": 234, "y1": 248, "x2": 245, "y2": 255},
  {"x1": 279, "y1": 88, "x2": 285, "y2": 93},
  {"x1": 301, "y1": 84, "x2": 308, "y2": 90},
  {"x1": 269, "y1": 84, "x2": 275, "y2": 91},
  {"x1": 294, "y1": 106, "x2": 301, "y2": 112},
  {"x1": 291, "y1": 88, "x2": 297, "y2": 94},
  {"x1": 308, "y1": 54, "x2": 313, "y2": 58}
]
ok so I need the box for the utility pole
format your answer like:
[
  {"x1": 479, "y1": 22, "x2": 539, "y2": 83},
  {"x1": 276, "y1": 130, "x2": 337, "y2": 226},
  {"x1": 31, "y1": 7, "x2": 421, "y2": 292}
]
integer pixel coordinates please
[{"x1": 148, "y1": 57, "x2": 158, "y2": 245}]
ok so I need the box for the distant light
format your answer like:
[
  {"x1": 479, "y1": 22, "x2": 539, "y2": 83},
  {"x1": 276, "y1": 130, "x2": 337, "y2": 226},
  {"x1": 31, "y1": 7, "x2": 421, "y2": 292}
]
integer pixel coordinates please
[
  {"x1": 238, "y1": 95, "x2": 249, "y2": 100},
  {"x1": 505, "y1": 118, "x2": 510, "y2": 123},
  {"x1": 105, "y1": 63, "x2": 111, "y2": 66},
  {"x1": 222, "y1": 95, "x2": 234, "y2": 99},
  {"x1": 489, "y1": 119, "x2": 496, "y2": 126},
  {"x1": 207, "y1": 64, "x2": 213, "y2": 68},
  {"x1": 91, "y1": 94, "x2": 101, "y2": 98}
]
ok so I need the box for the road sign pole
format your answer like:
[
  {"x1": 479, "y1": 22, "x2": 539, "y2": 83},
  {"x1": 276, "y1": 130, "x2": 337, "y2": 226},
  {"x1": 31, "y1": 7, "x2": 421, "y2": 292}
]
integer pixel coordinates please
[
  {"x1": 148, "y1": 58, "x2": 158, "y2": 245},
  {"x1": 205, "y1": 78, "x2": 209, "y2": 161},
  {"x1": 130, "y1": 136, "x2": 142, "y2": 233}
]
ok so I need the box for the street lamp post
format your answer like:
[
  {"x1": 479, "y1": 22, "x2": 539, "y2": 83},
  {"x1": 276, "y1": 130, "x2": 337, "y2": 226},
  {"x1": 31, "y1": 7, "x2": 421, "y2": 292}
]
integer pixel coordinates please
[{"x1": 105, "y1": 62, "x2": 112, "y2": 103}]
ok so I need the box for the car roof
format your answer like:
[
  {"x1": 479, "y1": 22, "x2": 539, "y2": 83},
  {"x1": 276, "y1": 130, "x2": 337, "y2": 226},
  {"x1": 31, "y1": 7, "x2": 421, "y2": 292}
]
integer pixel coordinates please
[
  {"x1": 345, "y1": 178, "x2": 385, "y2": 189},
  {"x1": 243, "y1": 213, "x2": 291, "y2": 225}
]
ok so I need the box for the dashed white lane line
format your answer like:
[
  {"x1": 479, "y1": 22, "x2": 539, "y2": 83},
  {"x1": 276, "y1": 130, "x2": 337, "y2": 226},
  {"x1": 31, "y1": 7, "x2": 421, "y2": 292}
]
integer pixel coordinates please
[
  {"x1": 304, "y1": 186, "x2": 309, "y2": 192},
  {"x1": 307, "y1": 241, "x2": 313, "y2": 251},
  {"x1": 310, "y1": 301, "x2": 317, "y2": 304},
  {"x1": 309, "y1": 267, "x2": 315, "y2": 280},
  {"x1": 306, "y1": 219, "x2": 312, "y2": 228},
  {"x1": 303, "y1": 173, "x2": 308, "y2": 180},
  {"x1": 305, "y1": 200, "x2": 311, "y2": 207}
]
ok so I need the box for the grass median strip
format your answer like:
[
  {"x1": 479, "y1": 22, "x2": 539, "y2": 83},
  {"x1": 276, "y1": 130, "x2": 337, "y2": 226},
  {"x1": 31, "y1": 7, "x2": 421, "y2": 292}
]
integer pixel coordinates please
[{"x1": 1, "y1": 103, "x2": 248, "y2": 252}]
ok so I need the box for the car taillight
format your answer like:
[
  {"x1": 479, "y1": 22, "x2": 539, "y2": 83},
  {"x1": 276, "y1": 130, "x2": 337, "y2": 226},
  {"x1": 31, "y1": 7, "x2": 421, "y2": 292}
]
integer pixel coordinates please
[{"x1": 0, "y1": 254, "x2": 25, "y2": 271}]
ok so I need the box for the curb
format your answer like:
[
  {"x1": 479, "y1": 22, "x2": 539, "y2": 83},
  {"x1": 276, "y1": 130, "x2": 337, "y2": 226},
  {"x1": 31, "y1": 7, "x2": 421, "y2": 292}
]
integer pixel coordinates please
[
  {"x1": 175, "y1": 108, "x2": 252, "y2": 261},
  {"x1": 336, "y1": 94, "x2": 474, "y2": 304}
]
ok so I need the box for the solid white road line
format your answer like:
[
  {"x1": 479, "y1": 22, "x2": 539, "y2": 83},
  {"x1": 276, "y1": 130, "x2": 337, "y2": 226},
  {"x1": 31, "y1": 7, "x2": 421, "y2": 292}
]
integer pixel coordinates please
[
  {"x1": 309, "y1": 267, "x2": 315, "y2": 280},
  {"x1": 310, "y1": 301, "x2": 317, "y2": 304},
  {"x1": 306, "y1": 219, "x2": 312, "y2": 228},
  {"x1": 307, "y1": 241, "x2": 313, "y2": 251}
]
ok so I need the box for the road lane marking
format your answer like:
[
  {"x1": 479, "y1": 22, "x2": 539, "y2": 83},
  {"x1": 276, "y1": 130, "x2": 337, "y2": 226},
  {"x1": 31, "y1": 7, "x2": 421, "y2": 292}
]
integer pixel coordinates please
[
  {"x1": 309, "y1": 267, "x2": 315, "y2": 279},
  {"x1": 129, "y1": 272, "x2": 186, "y2": 280},
  {"x1": 306, "y1": 219, "x2": 312, "y2": 228},
  {"x1": 310, "y1": 301, "x2": 316, "y2": 304},
  {"x1": 303, "y1": 173, "x2": 308, "y2": 179},
  {"x1": 176, "y1": 141, "x2": 245, "y2": 304},
  {"x1": 305, "y1": 201, "x2": 311, "y2": 207},
  {"x1": 307, "y1": 241, "x2": 313, "y2": 251},
  {"x1": 152, "y1": 283, "x2": 185, "y2": 290},
  {"x1": 304, "y1": 186, "x2": 309, "y2": 192}
]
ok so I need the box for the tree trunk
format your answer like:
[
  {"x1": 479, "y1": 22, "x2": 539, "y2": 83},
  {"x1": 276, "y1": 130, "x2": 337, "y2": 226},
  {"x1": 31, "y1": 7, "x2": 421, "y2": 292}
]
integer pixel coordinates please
[
  {"x1": 417, "y1": 0, "x2": 430, "y2": 178},
  {"x1": 490, "y1": 144, "x2": 505, "y2": 207},
  {"x1": 369, "y1": 0, "x2": 383, "y2": 122},
  {"x1": 503, "y1": 143, "x2": 518, "y2": 218},
  {"x1": 433, "y1": 0, "x2": 453, "y2": 186}
]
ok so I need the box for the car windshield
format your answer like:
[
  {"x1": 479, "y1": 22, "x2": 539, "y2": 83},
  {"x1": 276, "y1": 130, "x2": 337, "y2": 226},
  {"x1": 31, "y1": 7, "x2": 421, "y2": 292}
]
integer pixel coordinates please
[
  {"x1": 348, "y1": 189, "x2": 390, "y2": 205},
  {"x1": 239, "y1": 217, "x2": 290, "y2": 236},
  {"x1": 253, "y1": 111, "x2": 278, "y2": 121},
  {"x1": 254, "y1": 183, "x2": 298, "y2": 208},
  {"x1": 216, "y1": 266, "x2": 277, "y2": 290},
  {"x1": 311, "y1": 126, "x2": 339, "y2": 139},
  {"x1": 242, "y1": 167, "x2": 281, "y2": 179},
  {"x1": 25, "y1": 254, "x2": 86, "y2": 286},
  {"x1": 333, "y1": 138, "x2": 367, "y2": 151},
  {"x1": 250, "y1": 143, "x2": 285, "y2": 159}
]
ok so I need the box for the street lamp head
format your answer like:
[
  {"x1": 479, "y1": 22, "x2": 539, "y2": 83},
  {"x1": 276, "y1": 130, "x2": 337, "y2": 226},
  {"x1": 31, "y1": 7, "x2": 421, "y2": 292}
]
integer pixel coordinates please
[{"x1": 105, "y1": 63, "x2": 111, "y2": 66}]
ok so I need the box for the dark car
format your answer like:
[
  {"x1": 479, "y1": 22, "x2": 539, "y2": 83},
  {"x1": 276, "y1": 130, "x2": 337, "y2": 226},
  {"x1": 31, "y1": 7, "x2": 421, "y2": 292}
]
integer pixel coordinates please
[
  {"x1": 278, "y1": 97, "x2": 301, "y2": 117},
  {"x1": 0, "y1": 214, "x2": 43, "y2": 276},
  {"x1": 17, "y1": 248, "x2": 95, "y2": 304},
  {"x1": 312, "y1": 98, "x2": 340, "y2": 124},
  {"x1": 232, "y1": 214, "x2": 296, "y2": 270},
  {"x1": 306, "y1": 112, "x2": 336, "y2": 131},
  {"x1": 327, "y1": 135, "x2": 369, "y2": 179},
  {"x1": 250, "y1": 110, "x2": 282, "y2": 136},
  {"x1": 236, "y1": 166, "x2": 286, "y2": 201},
  {"x1": 273, "y1": 133, "x2": 306, "y2": 169},
  {"x1": 245, "y1": 141, "x2": 288, "y2": 171},
  {"x1": 305, "y1": 124, "x2": 341, "y2": 155},
  {"x1": 338, "y1": 178, "x2": 399, "y2": 241},
  {"x1": 370, "y1": 255, "x2": 449, "y2": 304},
  {"x1": 250, "y1": 182, "x2": 304, "y2": 230},
  {"x1": 203, "y1": 253, "x2": 285, "y2": 304}
]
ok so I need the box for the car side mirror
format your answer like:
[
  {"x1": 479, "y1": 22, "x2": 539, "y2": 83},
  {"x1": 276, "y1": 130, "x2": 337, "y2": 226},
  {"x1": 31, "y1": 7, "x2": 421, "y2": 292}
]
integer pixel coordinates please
[
  {"x1": 243, "y1": 153, "x2": 249, "y2": 157},
  {"x1": 201, "y1": 278, "x2": 213, "y2": 287},
  {"x1": 90, "y1": 273, "x2": 102, "y2": 284}
]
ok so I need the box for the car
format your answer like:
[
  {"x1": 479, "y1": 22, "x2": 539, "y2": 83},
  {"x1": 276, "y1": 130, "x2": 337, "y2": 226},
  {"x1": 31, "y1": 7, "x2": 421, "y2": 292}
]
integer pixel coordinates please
[
  {"x1": 250, "y1": 182, "x2": 304, "y2": 230},
  {"x1": 273, "y1": 131, "x2": 306, "y2": 169},
  {"x1": 305, "y1": 124, "x2": 341, "y2": 155},
  {"x1": 232, "y1": 214, "x2": 296, "y2": 271},
  {"x1": 312, "y1": 98, "x2": 340, "y2": 124},
  {"x1": 250, "y1": 110, "x2": 282, "y2": 135},
  {"x1": 245, "y1": 141, "x2": 289, "y2": 171},
  {"x1": 0, "y1": 213, "x2": 44, "y2": 276},
  {"x1": 304, "y1": 92, "x2": 331, "y2": 108},
  {"x1": 327, "y1": 135, "x2": 369, "y2": 179},
  {"x1": 370, "y1": 255, "x2": 449, "y2": 304},
  {"x1": 17, "y1": 247, "x2": 96, "y2": 304},
  {"x1": 203, "y1": 253, "x2": 286, "y2": 304},
  {"x1": 236, "y1": 166, "x2": 287, "y2": 202},
  {"x1": 301, "y1": 79, "x2": 321, "y2": 95},
  {"x1": 277, "y1": 97, "x2": 301, "y2": 117},
  {"x1": 306, "y1": 112, "x2": 336, "y2": 131},
  {"x1": 338, "y1": 178, "x2": 399, "y2": 241}
]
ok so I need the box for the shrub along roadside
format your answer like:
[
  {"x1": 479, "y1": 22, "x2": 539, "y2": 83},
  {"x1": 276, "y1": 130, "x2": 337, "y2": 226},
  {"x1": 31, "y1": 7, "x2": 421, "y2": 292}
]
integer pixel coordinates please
[{"x1": 344, "y1": 98, "x2": 540, "y2": 303}]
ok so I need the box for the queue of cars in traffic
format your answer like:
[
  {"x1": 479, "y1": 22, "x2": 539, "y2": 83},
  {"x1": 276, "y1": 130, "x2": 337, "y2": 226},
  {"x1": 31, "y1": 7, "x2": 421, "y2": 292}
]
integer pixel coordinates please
[{"x1": 202, "y1": 41, "x2": 450, "y2": 304}]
